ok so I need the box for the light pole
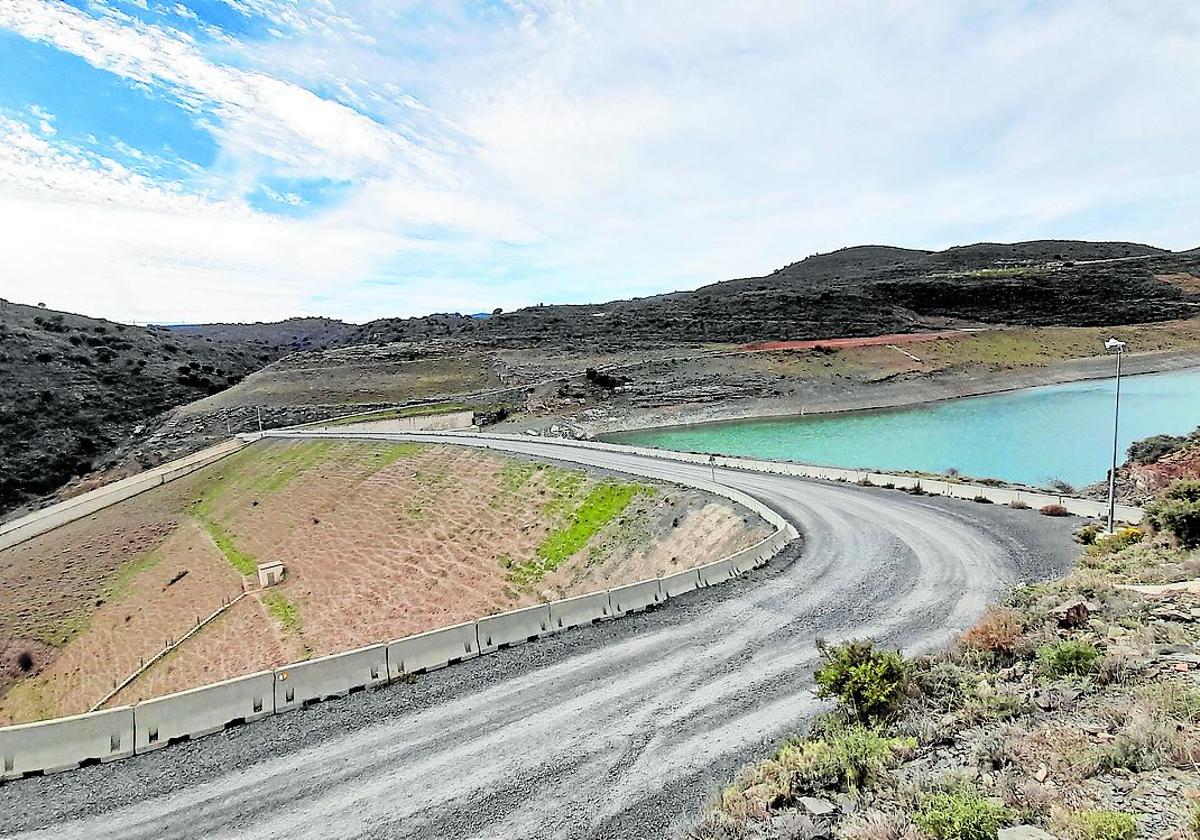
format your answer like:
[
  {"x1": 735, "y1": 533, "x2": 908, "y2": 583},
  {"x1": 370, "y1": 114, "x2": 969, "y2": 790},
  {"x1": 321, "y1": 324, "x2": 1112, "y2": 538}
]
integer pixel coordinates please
[{"x1": 1104, "y1": 337, "x2": 1127, "y2": 533}]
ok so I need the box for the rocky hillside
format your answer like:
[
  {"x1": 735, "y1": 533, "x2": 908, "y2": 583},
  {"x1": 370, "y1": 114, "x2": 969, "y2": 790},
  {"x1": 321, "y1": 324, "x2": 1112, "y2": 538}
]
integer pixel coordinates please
[
  {"x1": 0, "y1": 300, "x2": 275, "y2": 518},
  {"x1": 343, "y1": 241, "x2": 1200, "y2": 348}
]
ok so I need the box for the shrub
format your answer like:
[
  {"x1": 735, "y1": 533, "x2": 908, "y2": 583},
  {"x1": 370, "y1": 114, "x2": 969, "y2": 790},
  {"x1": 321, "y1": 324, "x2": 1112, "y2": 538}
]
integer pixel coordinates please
[
  {"x1": 814, "y1": 639, "x2": 912, "y2": 725},
  {"x1": 1088, "y1": 527, "x2": 1144, "y2": 555},
  {"x1": 1075, "y1": 523, "x2": 1102, "y2": 545},
  {"x1": 1127, "y1": 432, "x2": 1187, "y2": 464},
  {"x1": 1036, "y1": 640, "x2": 1101, "y2": 677},
  {"x1": 1008, "y1": 499, "x2": 1031, "y2": 510},
  {"x1": 1144, "y1": 480, "x2": 1200, "y2": 548},
  {"x1": 960, "y1": 607, "x2": 1025, "y2": 657},
  {"x1": 972, "y1": 495, "x2": 994, "y2": 504},
  {"x1": 914, "y1": 785, "x2": 1012, "y2": 839},
  {"x1": 1065, "y1": 809, "x2": 1137, "y2": 840},
  {"x1": 1040, "y1": 504, "x2": 1070, "y2": 517},
  {"x1": 716, "y1": 726, "x2": 914, "y2": 817}
]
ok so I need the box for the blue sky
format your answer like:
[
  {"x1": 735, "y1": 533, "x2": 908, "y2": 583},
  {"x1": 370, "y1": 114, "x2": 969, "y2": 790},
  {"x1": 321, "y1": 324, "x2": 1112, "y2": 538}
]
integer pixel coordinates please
[{"x1": 0, "y1": 1, "x2": 1198, "y2": 324}]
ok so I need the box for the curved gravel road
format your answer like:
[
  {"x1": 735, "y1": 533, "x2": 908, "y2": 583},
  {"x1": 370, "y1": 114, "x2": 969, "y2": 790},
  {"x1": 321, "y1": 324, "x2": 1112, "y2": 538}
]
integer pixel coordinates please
[{"x1": 0, "y1": 435, "x2": 1078, "y2": 840}]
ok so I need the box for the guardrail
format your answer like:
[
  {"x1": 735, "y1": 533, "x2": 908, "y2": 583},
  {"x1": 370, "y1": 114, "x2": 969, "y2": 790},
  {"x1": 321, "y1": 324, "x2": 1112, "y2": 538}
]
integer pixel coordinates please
[
  {"x1": 0, "y1": 438, "x2": 248, "y2": 552},
  {"x1": 0, "y1": 433, "x2": 796, "y2": 782}
]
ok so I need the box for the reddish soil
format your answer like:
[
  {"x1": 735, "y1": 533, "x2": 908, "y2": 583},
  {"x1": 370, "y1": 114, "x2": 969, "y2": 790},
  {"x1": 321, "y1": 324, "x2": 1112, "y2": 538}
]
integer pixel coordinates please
[
  {"x1": 742, "y1": 330, "x2": 967, "y2": 352},
  {"x1": 0, "y1": 440, "x2": 766, "y2": 722}
]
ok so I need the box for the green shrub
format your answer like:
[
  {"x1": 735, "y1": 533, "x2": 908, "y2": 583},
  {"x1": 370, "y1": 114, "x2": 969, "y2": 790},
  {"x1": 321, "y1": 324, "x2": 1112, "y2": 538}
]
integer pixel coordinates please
[
  {"x1": 814, "y1": 639, "x2": 912, "y2": 725},
  {"x1": 1076, "y1": 523, "x2": 1102, "y2": 545},
  {"x1": 1066, "y1": 809, "x2": 1137, "y2": 840},
  {"x1": 716, "y1": 726, "x2": 914, "y2": 817},
  {"x1": 1145, "y1": 480, "x2": 1200, "y2": 548},
  {"x1": 1088, "y1": 527, "x2": 1144, "y2": 555},
  {"x1": 914, "y1": 785, "x2": 1012, "y2": 839},
  {"x1": 1127, "y1": 433, "x2": 1188, "y2": 464},
  {"x1": 1036, "y1": 640, "x2": 1101, "y2": 677}
]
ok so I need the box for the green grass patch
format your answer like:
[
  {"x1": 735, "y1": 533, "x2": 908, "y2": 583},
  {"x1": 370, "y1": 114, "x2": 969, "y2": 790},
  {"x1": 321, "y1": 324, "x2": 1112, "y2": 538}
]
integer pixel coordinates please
[
  {"x1": 537, "y1": 482, "x2": 647, "y2": 565},
  {"x1": 204, "y1": 521, "x2": 257, "y2": 577},
  {"x1": 373, "y1": 442, "x2": 424, "y2": 466},
  {"x1": 506, "y1": 481, "x2": 650, "y2": 586},
  {"x1": 251, "y1": 440, "x2": 336, "y2": 494},
  {"x1": 261, "y1": 592, "x2": 301, "y2": 633}
]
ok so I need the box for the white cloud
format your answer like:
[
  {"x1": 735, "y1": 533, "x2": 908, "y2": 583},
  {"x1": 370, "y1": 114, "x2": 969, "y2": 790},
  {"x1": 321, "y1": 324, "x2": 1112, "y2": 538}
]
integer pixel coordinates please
[{"x1": 0, "y1": 0, "x2": 1198, "y2": 324}]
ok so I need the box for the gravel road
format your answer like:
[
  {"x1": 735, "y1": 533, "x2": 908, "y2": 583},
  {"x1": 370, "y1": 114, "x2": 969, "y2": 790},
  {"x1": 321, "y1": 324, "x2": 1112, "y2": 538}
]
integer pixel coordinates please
[{"x1": 0, "y1": 435, "x2": 1078, "y2": 840}]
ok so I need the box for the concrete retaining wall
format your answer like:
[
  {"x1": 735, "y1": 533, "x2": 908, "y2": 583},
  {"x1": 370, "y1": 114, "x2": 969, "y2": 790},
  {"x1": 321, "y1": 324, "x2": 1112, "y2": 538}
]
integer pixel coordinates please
[
  {"x1": 0, "y1": 707, "x2": 134, "y2": 780},
  {"x1": 134, "y1": 671, "x2": 274, "y2": 752},
  {"x1": 274, "y1": 644, "x2": 389, "y2": 713},
  {"x1": 0, "y1": 439, "x2": 246, "y2": 552},
  {"x1": 549, "y1": 591, "x2": 612, "y2": 632},
  {"x1": 608, "y1": 579, "x2": 664, "y2": 616},
  {"x1": 387, "y1": 622, "x2": 479, "y2": 677},
  {"x1": 306, "y1": 410, "x2": 475, "y2": 434},
  {"x1": 477, "y1": 604, "x2": 552, "y2": 653}
]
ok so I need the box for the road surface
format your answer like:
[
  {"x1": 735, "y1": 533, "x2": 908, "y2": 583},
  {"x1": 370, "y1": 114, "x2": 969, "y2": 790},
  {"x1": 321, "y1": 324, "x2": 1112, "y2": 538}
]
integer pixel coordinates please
[{"x1": 0, "y1": 435, "x2": 1077, "y2": 840}]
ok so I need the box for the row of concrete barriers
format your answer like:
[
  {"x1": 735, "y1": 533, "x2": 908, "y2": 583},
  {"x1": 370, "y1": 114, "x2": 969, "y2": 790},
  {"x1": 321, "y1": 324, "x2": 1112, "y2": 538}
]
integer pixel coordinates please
[{"x1": 0, "y1": 525, "x2": 791, "y2": 782}]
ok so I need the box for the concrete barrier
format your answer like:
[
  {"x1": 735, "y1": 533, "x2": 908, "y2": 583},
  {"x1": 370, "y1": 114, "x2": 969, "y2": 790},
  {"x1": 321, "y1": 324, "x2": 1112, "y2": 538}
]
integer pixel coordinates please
[
  {"x1": 659, "y1": 567, "x2": 701, "y2": 597},
  {"x1": 549, "y1": 591, "x2": 612, "y2": 632},
  {"x1": 0, "y1": 707, "x2": 134, "y2": 780},
  {"x1": 133, "y1": 671, "x2": 274, "y2": 753},
  {"x1": 274, "y1": 644, "x2": 389, "y2": 713},
  {"x1": 0, "y1": 439, "x2": 246, "y2": 552},
  {"x1": 477, "y1": 604, "x2": 551, "y2": 654},
  {"x1": 697, "y1": 557, "x2": 735, "y2": 587},
  {"x1": 387, "y1": 622, "x2": 479, "y2": 677},
  {"x1": 609, "y1": 578, "x2": 664, "y2": 616}
]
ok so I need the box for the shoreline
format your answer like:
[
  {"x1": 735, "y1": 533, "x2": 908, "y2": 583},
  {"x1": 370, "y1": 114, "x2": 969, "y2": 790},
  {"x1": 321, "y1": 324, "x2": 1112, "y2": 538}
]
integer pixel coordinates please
[{"x1": 578, "y1": 348, "x2": 1200, "y2": 437}]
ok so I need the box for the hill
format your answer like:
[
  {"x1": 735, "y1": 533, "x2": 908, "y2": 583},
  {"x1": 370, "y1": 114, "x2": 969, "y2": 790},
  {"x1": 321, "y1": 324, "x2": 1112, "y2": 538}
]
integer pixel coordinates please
[
  {"x1": 166, "y1": 317, "x2": 354, "y2": 353},
  {"x1": 342, "y1": 240, "x2": 1199, "y2": 348},
  {"x1": 0, "y1": 301, "x2": 275, "y2": 518}
]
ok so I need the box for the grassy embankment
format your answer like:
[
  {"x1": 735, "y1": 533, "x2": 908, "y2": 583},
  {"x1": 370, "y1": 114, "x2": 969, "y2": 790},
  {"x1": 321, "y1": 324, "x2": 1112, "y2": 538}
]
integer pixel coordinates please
[{"x1": 493, "y1": 460, "x2": 654, "y2": 590}]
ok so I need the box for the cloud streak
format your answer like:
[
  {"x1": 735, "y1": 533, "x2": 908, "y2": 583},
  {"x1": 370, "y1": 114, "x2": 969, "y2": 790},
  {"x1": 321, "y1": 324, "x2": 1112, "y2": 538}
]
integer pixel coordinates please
[{"x1": 0, "y1": 0, "x2": 1198, "y2": 323}]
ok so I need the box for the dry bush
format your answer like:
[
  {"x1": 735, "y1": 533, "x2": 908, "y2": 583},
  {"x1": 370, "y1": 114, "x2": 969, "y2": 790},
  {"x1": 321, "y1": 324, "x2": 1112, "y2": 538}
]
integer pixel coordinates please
[
  {"x1": 1040, "y1": 503, "x2": 1070, "y2": 517},
  {"x1": 840, "y1": 811, "x2": 922, "y2": 840},
  {"x1": 959, "y1": 607, "x2": 1025, "y2": 657}
]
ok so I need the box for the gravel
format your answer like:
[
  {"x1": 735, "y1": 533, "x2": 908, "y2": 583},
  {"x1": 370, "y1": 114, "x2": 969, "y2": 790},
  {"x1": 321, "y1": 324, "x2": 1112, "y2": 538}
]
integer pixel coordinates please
[{"x1": 0, "y1": 439, "x2": 1079, "y2": 840}]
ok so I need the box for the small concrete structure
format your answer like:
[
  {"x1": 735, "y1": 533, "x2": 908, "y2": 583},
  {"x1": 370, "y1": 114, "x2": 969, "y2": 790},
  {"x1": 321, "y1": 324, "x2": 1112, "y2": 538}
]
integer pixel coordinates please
[{"x1": 257, "y1": 561, "x2": 285, "y2": 588}]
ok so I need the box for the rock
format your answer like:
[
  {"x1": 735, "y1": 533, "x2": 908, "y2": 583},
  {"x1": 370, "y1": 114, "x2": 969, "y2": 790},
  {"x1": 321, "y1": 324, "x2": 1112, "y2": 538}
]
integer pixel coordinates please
[
  {"x1": 999, "y1": 827, "x2": 1055, "y2": 840},
  {"x1": 766, "y1": 811, "x2": 820, "y2": 838},
  {"x1": 1052, "y1": 598, "x2": 1090, "y2": 627},
  {"x1": 797, "y1": 796, "x2": 837, "y2": 816}
]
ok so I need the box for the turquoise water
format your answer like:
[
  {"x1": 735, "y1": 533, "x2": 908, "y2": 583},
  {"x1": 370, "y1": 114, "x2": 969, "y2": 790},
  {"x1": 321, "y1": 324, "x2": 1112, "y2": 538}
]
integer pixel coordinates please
[{"x1": 608, "y1": 368, "x2": 1200, "y2": 488}]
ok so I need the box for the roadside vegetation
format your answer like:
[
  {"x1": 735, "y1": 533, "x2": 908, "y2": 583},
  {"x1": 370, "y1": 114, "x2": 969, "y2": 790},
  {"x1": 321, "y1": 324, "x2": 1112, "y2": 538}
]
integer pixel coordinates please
[{"x1": 688, "y1": 478, "x2": 1200, "y2": 839}]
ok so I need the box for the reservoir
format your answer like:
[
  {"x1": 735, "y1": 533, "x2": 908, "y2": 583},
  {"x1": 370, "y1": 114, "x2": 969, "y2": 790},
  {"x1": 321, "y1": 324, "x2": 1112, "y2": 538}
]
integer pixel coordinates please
[{"x1": 607, "y1": 367, "x2": 1200, "y2": 489}]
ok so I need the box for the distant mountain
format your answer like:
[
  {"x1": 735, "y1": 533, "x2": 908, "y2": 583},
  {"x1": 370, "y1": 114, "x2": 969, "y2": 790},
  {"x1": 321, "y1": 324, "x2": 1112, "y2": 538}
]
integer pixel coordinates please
[{"x1": 168, "y1": 317, "x2": 353, "y2": 352}]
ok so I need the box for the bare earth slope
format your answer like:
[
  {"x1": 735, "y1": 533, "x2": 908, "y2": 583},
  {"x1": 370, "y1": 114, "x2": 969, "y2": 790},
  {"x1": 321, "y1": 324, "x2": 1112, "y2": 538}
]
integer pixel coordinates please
[
  {"x1": 0, "y1": 436, "x2": 1078, "y2": 840},
  {"x1": 0, "y1": 439, "x2": 766, "y2": 723}
]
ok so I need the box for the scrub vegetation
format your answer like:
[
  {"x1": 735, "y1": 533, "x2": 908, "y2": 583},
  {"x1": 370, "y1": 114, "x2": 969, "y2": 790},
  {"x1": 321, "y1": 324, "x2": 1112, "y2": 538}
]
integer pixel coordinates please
[{"x1": 689, "y1": 478, "x2": 1200, "y2": 838}]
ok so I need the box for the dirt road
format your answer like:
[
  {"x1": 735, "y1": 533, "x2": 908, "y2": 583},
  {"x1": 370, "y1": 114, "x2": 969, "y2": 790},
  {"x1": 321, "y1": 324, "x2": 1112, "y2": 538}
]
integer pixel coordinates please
[{"x1": 0, "y1": 435, "x2": 1077, "y2": 839}]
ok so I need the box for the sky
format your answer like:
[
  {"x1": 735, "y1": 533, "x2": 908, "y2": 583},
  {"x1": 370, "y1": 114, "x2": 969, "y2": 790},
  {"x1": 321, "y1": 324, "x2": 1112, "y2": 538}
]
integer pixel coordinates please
[{"x1": 0, "y1": 1, "x2": 1197, "y2": 325}]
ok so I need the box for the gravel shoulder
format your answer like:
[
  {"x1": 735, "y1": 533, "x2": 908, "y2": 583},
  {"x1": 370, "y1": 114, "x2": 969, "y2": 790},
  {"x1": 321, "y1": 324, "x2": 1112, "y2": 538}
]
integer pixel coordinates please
[{"x1": 0, "y1": 439, "x2": 1078, "y2": 840}]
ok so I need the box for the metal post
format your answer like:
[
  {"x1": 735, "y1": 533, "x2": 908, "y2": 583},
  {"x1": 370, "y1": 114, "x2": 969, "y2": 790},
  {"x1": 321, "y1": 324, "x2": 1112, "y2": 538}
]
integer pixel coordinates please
[
  {"x1": 257, "y1": 406, "x2": 264, "y2": 435},
  {"x1": 1107, "y1": 346, "x2": 1123, "y2": 533},
  {"x1": 709, "y1": 454, "x2": 716, "y2": 483}
]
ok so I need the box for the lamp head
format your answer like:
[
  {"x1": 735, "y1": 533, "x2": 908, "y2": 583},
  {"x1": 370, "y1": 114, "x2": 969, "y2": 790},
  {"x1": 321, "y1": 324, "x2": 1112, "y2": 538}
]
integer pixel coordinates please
[{"x1": 1104, "y1": 337, "x2": 1127, "y2": 353}]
